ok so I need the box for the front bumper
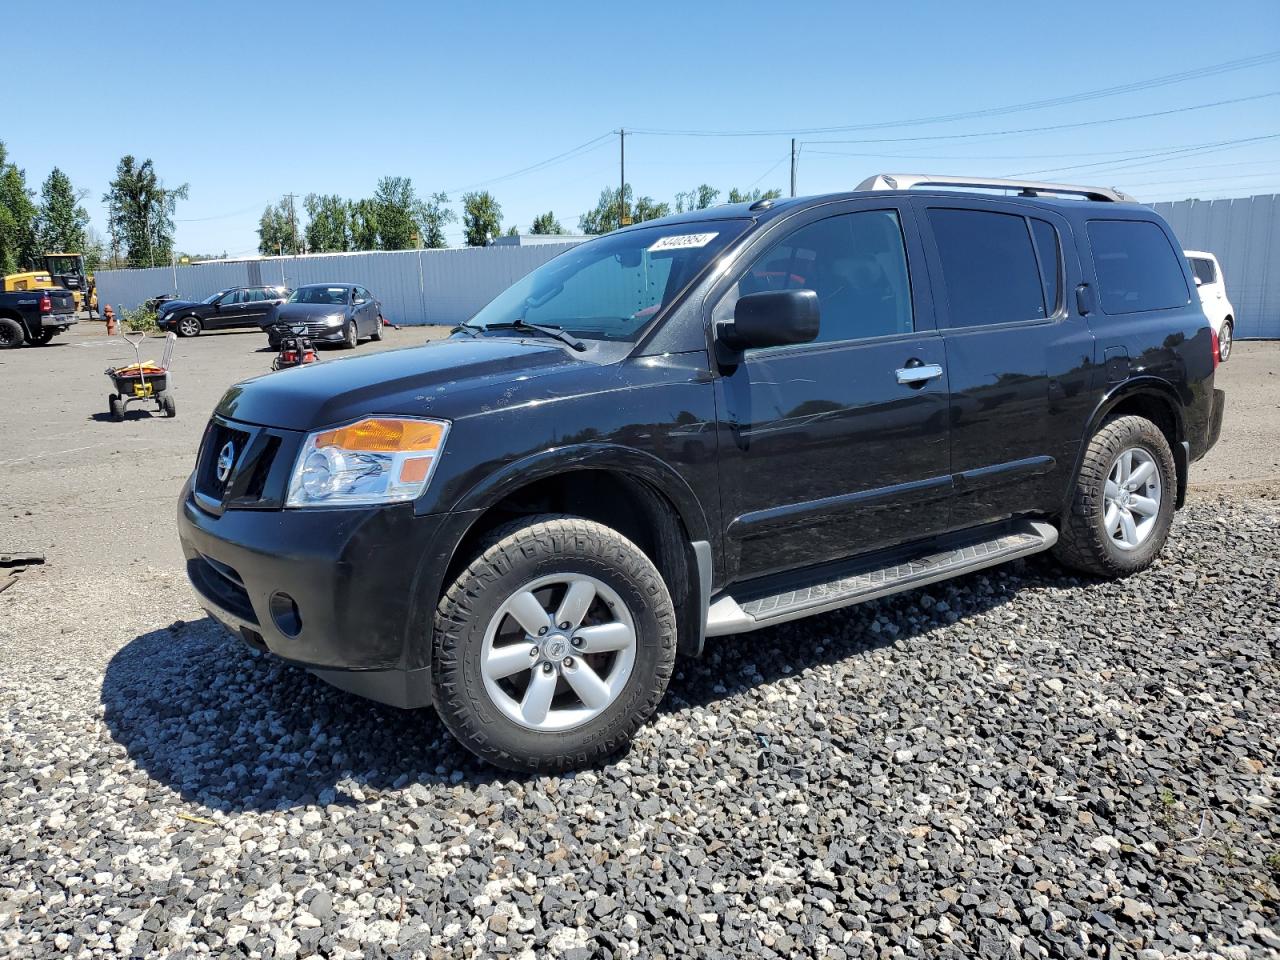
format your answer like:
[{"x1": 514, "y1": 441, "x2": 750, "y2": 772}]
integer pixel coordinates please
[{"x1": 177, "y1": 481, "x2": 479, "y2": 708}]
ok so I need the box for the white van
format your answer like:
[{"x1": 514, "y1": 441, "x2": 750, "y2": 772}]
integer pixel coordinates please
[{"x1": 1185, "y1": 250, "x2": 1236, "y2": 361}]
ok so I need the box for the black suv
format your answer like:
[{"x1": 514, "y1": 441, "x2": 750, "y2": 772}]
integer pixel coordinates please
[
  {"x1": 179, "y1": 175, "x2": 1225, "y2": 772},
  {"x1": 158, "y1": 285, "x2": 289, "y2": 337}
]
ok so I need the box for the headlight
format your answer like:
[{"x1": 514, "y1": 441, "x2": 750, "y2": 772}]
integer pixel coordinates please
[
  {"x1": 325, "y1": 314, "x2": 345, "y2": 326},
  {"x1": 285, "y1": 417, "x2": 449, "y2": 507}
]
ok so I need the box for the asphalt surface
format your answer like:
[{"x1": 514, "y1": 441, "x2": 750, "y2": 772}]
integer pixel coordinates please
[{"x1": 0, "y1": 321, "x2": 1276, "y2": 958}]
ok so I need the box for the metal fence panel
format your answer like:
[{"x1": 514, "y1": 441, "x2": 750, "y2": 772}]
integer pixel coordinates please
[
  {"x1": 1154, "y1": 193, "x2": 1279, "y2": 339},
  {"x1": 94, "y1": 242, "x2": 584, "y2": 326}
]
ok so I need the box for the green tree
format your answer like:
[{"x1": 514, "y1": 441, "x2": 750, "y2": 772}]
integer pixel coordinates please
[
  {"x1": 578, "y1": 184, "x2": 669, "y2": 235},
  {"x1": 461, "y1": 191, "x2": 503, "y2": 246},
  {"x1": 303, "y1": 193, "x2": 351, "y2": 253},
  {"x1": 505, "y1": 224, "x2": 519, "y2": 237},
  {"x1": 0, "y1": 142, "x2": 38, "y2": 275},
  {"x1": 674, "y1": 184, "x2": 719, "y2": 213},
  {"x1": 257, "y1": 200, "x2": 300, "y2": 256},
  {"x1": 416, "y1": 191, "x2": 455, "y2": 248},
  {"x1": 103, "y1": 156, "x2": 189, "y2": 267},
  {"x1": 530, "y1": 211, "x2": 564, "y2": 235},
  {"x1": 82, "y1": 226, "x2": 107, "y2": 272},
  {"x1": 727, "y1": 186, "x2": 783, "y2": 204},
  {"x1": 36, "y1": 167, "x2": 89, "y2": 255},
  {"x1": 349, "y1": 198, "x2": 380, "y2": 250},
  {"x1": 373, "y1": 176, "x2": 421, "y2": 249}
]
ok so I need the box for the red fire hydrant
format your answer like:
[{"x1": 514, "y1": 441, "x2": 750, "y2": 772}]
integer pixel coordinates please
[{"x1": 103, "y1": 305, "x2": 116, "y2": 335}]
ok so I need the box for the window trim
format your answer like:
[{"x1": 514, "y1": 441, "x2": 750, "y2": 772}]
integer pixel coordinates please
[{"x1": 712, "y1": 205, "x2": 921, "y2": 356}]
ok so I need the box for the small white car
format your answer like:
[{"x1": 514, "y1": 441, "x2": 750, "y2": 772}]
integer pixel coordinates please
[{"x1": 1185, "y1": 250, "x2": 1235, "y2": 361}]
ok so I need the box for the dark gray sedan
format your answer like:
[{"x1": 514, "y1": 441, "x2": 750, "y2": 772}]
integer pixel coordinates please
[{"x1": 262, "y1": 283, "x2": 382, "y2": 349}]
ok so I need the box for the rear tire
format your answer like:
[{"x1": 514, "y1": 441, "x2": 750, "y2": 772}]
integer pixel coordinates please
[
  {"x1": 35, "y1": 329, "x2": 56, "y2": 345},
  {"x1": 432, "y1": 516, "x2": 677, "y2": 773},
  {"x1": 0, "y1": 318, "x2": 24, "y2": 349},
  {"x1": 371, "y1": 316, "x2": 383, "y2": 341},
  {"x1": 1219, "y1": 319, "x2": 1233, "y2": 361},
  {"x1": 1054, "y1": 415, "x2": 1176, "y2": 577},
  {"x1": 109, "y1": 395, "x2": 124, "y2": 421},
  {"x1": 160, "y1": 393, "x2": 176, "y2": 418},
  {"x1": 177, "y1": 316, "x2": 201, "y2": 338}
]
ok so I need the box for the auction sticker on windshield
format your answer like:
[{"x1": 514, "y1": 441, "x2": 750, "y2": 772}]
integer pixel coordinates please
[{"x1": 648, "y1": 232, "x2": 719, "y2": 252}]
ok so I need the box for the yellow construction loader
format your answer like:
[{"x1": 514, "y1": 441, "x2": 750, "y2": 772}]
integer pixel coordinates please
[{"x1": 3, "y1": 253, "x2": 96, "y2": 313}]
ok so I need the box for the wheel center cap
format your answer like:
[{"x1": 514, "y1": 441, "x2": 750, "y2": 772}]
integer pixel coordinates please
[{"x1": 543, "y1": 635, "x2": 570, "y2": 660}]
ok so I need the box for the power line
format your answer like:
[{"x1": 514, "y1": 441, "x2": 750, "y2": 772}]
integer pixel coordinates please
[
  {"x1": 627, "y1": 52, "x2": 1280, "y2": 137},
  {"x1": 176, "y1": 202, "x2": 268, "y2": 223},
  {"x1": 1004, "y1": 133, "x2": 1280, "y2": 177},
  {"x1": 800, "y1": 92, "x2": 1280, "y2": 146},
  {"x1": 442, "y1": 133, "x2": 615, "y2": 194},
  {"x1": 801, "y1": 138, "x2": 1280, "y2": 161}
]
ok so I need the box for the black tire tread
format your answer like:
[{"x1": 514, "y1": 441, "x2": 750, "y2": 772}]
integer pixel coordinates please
[
  {"x1": 1053, "y1": 415, "x2": 1175, "y2": 577},
  {"x1": 432, "y1": 515, "x2": 676, "y2": 773}
]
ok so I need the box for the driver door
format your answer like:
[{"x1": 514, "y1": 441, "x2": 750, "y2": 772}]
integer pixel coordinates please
[
  {"x1": 210, "y1": 289, "x2": 246, "y2": 329},
  {"x1": 713, "y1": 201, "x2": 952, "y2": 583}
]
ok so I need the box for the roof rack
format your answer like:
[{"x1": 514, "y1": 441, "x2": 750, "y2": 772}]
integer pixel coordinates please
[{"x1": 855, "y1": 173, "x2": 1137, "y2": 203}]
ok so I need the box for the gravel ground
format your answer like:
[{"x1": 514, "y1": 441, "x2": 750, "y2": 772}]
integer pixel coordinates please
[{"x1": 1, "y1": 495, "x2": 1276, "y2": 959}]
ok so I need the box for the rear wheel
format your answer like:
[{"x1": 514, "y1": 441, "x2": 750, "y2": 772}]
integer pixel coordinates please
[
  {"x1": 109, "y1": 395, "x2": 124, "y2": 421},
  {"x1": 432, "y1": 516, "x2": 677, "y2": 773},
  {"x1": 35, "y1": 329, "x2": 56, "y2": 345},
  {"x1": 1219, "y1": 319, "x2": 1233, "y2": 361},
  {"x1": 177, "y1": 316, "x2": 201, "y2": 338},
  {"x1": 160, "y1": 393, "x2": 176, "y2": 418},
  {"x1": 371, "y1": 316, "x2": 383, "y2": 341},
  {"x1": 1054, "y1": 415, "x2": 1176, "y2": 577},
  {"x1": 0, "y1": 318, "x2": 24, "y2": 349}
]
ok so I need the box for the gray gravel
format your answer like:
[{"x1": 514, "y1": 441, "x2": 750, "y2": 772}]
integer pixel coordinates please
[{"x1": 1, "y1": 495, "x2": 1276, "y2": 958}]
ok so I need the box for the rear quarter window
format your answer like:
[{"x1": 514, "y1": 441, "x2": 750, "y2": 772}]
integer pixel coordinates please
[{"x1": 1087, "y1": 220, "x2": 1189, "y2": 315}]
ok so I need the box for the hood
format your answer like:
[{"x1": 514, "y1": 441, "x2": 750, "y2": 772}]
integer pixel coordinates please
[
  {"x1": 273, "y1": 302, "x2": 350, "y2": 321},
  {"x1": 157, "y1": 299, "x2": 198, "y2": 315},
  {"x1": 216, "y1": 336, "x2": 584, "y2": 431}
]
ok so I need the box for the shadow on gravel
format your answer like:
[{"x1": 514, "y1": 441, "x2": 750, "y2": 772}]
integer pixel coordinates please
[{"x1": 101, "y1": 558, "x2": 1065, "y2": 812}]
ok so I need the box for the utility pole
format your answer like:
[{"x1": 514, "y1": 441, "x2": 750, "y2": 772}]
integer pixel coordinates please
[
  {"x1": 284, "y1": 193, "x2": 299, "y2": 255},
  {"x1": 790, "y1": 138, "x2": 797, "y2": 198},
  {"x1": 619, "y1": 129, "x2": 625, "y2": 226}
]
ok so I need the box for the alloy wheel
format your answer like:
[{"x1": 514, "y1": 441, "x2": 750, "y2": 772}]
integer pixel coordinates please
[
  {"x1": 178, "y1": 316, "x2": 200, "y2": 337},
  {"x1": 1219, "y1": 323, "x2": 1232, "y2": 361},
  {"x1": 1103, "y1": 447, "x2": 1162, "y2": 551},
  {"x1": 480, "y1": 573, "x2": 637, "y2": 732}
]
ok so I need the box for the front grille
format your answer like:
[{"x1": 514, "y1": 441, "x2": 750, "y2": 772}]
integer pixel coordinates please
[
  {"x1": 192, "y1": 418, "x2": 295, "y2": 514},
  {"x1": 188, "y1": 553, "x2": 258, "y2": 624}
]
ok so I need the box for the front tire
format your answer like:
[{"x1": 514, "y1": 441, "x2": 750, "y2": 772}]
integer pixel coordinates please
[
  {"x1": 1219, "y1": 319, "x2": 1233, "y2": 361},
  {"x1": 1054, "y1": 415, "x2": 1176, "y2": 577},
  {"x1": 432, "y1": 516, "x2": 677, "y2": 773},
  {"x1": 176, "y1": 316, "x2": 201, "y2": 338},
  {"x1": 343, "y1": 321, "x2": 357, "y2": 349}
]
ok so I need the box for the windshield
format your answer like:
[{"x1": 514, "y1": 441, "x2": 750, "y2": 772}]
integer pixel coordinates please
[
  {"x1": 289, "y1": 286, "x2": 351, "y2": 305},
  {"x1": 45, "y1": 255, "x2": 83, "y2": 276},
  {"x1": 469, "y1": 221, "x2": 749, "y2": 341},
  {"x1": 201, "y1": 290, "x2": 228, "y2": 304}
]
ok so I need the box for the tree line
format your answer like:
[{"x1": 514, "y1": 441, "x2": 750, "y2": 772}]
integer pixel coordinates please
[{"x1": 0, "y1": 139, "x2": 193, "y2": 273}]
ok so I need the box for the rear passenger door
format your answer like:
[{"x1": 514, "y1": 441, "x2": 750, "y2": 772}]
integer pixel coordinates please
[
  {"x1": 913, "y1": 199, "x2": 1094, "y2": 530},
  {"x1": 239, "y1": 288, "x2": 275, "y2": 327},
  {"x1": 713, "y1": 200, "x2": 952, "y2": 582}
]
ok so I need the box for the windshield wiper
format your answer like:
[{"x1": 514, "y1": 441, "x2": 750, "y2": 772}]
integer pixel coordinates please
[
  {"x1": 452, "y1": 321, "x2": 483, "y2": 338},
  {"x1": 480, "y1": 319, "x2": 586, "y2": 351}
]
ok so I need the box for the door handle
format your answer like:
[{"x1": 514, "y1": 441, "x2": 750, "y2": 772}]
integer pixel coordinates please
[{"x1": 896, "y1": 362, "x2": 943, "y2": 386}]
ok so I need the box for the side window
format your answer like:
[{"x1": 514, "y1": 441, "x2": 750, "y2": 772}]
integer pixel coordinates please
[
  {"x1": 927, "y1": 208, "x2": 1046, "y2": 328},
  {"x1": 1030, "y1": 219, "x2": 1061, "y2": 315},
  {"x1": 220, "y1": 289, "x2": 242, "y2": 305},
  {"x1": 717, "y1": 209, "x2": 914, "y2": 347},
  {"x1": 1191, "y1": 257, "x2": 1216, "y2": 285},
  {"x1": 1087, "y1": 220, "x2": 1189, "y2": 315}
]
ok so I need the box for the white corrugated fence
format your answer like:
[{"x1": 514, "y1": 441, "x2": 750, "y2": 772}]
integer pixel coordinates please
[{"x1": 94, "y1": 243, "x2": 584, "y2": 326}]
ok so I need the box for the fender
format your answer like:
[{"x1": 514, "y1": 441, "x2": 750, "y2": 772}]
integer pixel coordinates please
[
  {"x1": 449, "y1": 442, "x2": 712, "y2": 545},
  {"x1": 1064, "y1": 377, "x2": 1188, "y2": 513}
]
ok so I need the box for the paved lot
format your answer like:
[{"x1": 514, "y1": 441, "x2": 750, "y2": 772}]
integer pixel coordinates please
[{"x1": 0, "y1": 323, "x2": 1276, "y2": 958}]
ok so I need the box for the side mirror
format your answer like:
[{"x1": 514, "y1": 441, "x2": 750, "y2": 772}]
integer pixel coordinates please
[
  {"x1": 1193, "y1": 276, "x2": 1203, "y2": 287},
  {"x1": 716, "y1": 289, "x2": 820, "y2": 361}
]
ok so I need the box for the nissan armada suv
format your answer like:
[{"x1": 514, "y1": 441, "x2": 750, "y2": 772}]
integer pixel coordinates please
[{"x1": 180, "y1": 174, "x2": 1225, "y2": 772}]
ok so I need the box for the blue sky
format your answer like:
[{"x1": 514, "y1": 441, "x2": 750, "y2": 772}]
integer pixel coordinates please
[{"x1": 8, "y1": 0, "x2": 1279, "y2": 256}]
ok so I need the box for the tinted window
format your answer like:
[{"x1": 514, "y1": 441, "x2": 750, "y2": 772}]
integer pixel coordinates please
[
  {"x1": 1030, "y1": 219, "x2": 1061, "y2": 314},
  {"x1": 722, "y1": 209, "x2": 914, "y2": 346},
  {"x1": 1087, "y1": 220, "x2": 1189, "y2": 314},
  {"x1": 1190, "y1": 257, "x2": 1217, "y2": 285},
  {"x1": 221, "y1": 289, "x2": 242, "y2": 305},
  {"x1": 928, "y1": 208, "x2": 1046, "y2": 328}
]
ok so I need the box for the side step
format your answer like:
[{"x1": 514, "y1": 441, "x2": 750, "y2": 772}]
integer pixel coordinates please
[{"x1": 705, "y1": 519, "x2": 1057, "y2": 637}]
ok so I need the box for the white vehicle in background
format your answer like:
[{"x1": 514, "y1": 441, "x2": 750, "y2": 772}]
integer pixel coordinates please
[{"x1": 1185, "y1": 250, "x2": 1235, "y2": 361}]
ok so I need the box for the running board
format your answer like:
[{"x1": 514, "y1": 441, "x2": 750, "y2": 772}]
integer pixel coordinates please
[{"x1": 705, "y1": 519, "x2": 1057, "y2": 637}]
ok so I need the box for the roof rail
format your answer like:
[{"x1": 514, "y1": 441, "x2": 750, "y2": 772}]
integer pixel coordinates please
[{"x1": 855, "y1": 173, "x2": 1137, "y2": 203}]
